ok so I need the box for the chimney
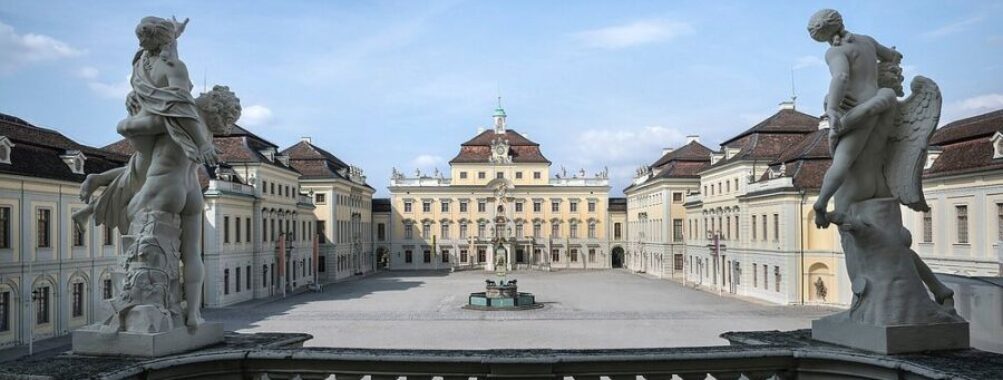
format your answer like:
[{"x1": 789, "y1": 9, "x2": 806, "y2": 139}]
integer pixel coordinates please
[
  {"x1": 662, "y1": 147, "x2": 674, "y2": 156},
  {"x1": 779, "y1": 100, "x2": 796, "y2": 110},
  {"x1": 686, "y1": 135, "x2": 700, "y2": 144},
  {"x1": 301, "y1": 136, "x2": 312, "y2": 144}
]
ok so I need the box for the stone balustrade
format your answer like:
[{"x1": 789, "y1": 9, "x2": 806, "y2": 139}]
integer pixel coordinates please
[{"x1": 5, "y1": 330, "x2": 1001, "y2": 379}]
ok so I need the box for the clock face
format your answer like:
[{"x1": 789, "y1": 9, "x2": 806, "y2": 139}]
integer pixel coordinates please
[{"x1": 495, "y1": 145, "x2": 507, "y2": 155}]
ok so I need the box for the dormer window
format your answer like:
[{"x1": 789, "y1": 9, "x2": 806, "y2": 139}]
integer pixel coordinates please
[
  {"x1": 60, "y1": 150, "x2": 86, "y2": 175},
  {"x1": 0, "y1": 136, "x2": 14, "y2": 165},
  {"x1": 925, "y1": 146, "x2": 944, "y2": 169},
  {"x1": 993, "y1": 131, "x2": 1003, "y2": 159},
  {"x1": 275, "y1": 154, "x2": 290, "y2": 166},
  {"x1": 259, "y1": 148, "x2": 277, "y2": 162}
]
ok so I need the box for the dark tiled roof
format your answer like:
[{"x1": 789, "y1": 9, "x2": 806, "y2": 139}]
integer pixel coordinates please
[
  {"x1": 930, "y1": 109, "x2": 1003, "y2": 146},
  {"x1": 755, "y1": 128, "x2": 832, "y2": 191},
  {"x1": 449, "y1": 129, "x2": 551, "y2": 164},
  {"x1": 281, "y1": 141, "x2": 349, "y2": 180},
  {"x1": 107, "y1": 124, "x2": 297, "y2": 172},
  {"x1": 0, "y1": 113, "x2": 128, "y2": 183},
  {"x1": 722, "y1": 108, "x2": 820, "y2": 146},
  {"x1": 714, "y1": 133, "x2": 816, "y2": 168},
  {"x1": 608, "y1": 197, "x2": 626, "y2": 212},
  {"x1": 925, "y1": 108, "x2": 1003, "y2": 178},
  {"x1": 372, "y1": 198, "x2": 391, "y2": 213},
  {"x1": 651, "y1": 141, "x2": 713, "y2": 167}
]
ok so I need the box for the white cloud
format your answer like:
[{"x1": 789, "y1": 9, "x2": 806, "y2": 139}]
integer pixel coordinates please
[
  {"x1": 238, "y1": 105, "x2": 274, "y2": 127},
  {"x1": 76, "y1": 66, "x2": 99, "y2": 79},
  {"x1": 923, "y1": 15, "x2": 984, "y2": 38},
  {"x1": 944, "y1": 93, "x2": 1003, "y2": 122},
  {"x1": 0, "y1": 20, "x2": 83, "y2": 73},
  {"x1": 574, "y1": 19, "x2": 693, "y2": 49},
  {"x1": 575, "y1": 125, "x2": 687, "y2": 165},
  {"x1": 86, "y1": 73, "x2": 131, "y2": 99},
  {"x1": 793, "y1": 55, "x2": 824, "y2": 70},
  {"x1": 410, "y1": 154, "x2": 445, "y2": 173}
]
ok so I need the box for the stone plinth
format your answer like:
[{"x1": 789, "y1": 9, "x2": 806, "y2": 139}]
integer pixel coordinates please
[
  {"x1": 485, "y1": 282, "x2": 517, "y2": 298},
  {"x1": 812, "y1": 316, "x2": 969, "y2": 354},
  {"x1": 72, "y1": 322, "x2": 224, "y2": 357}
]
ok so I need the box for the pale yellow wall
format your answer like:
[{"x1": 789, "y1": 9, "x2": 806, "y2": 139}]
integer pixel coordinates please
[{"x1": 450, "y1": 163, "x2": 550, "y2": 187}]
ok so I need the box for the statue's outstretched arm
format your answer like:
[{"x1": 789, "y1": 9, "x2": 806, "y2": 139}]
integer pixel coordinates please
[{"x1": 871, "y1": 36, "x2": 902, "y2": 63}]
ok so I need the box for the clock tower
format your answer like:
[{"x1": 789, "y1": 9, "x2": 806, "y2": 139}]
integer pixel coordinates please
[{"x1": 493, "y1": 96, "x2": 507, "y2": 134}]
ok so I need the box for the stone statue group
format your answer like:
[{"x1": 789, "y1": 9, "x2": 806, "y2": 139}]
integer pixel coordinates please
[
  {"x1": 807, "y1": 9, "x2": 966, "y2": 350},
  {"x1": 74, "y1": 16, "x2": 241, "y2": 334}
]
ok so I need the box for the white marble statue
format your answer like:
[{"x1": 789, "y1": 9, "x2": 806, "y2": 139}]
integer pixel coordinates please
[
  {"x1": 73, "y1": 17, "x2": 240, "y2": 334},
  {"x1": 807, "y1": 10, "x2": 966, "y2": 352}
]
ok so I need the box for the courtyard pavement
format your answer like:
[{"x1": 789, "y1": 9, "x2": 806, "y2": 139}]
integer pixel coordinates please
[{"x1": 205, "y1": 269, "x2": 838, "y2": 349}]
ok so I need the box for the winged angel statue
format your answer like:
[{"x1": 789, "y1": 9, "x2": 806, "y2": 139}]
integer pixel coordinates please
[{"x1": 808, "y1": 9, "x2": 962, "y2": 327}]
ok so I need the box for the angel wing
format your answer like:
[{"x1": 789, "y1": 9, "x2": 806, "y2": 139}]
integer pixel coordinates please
[{"x1": 884, "y1": 76, "x2": 941, "y2": 212}]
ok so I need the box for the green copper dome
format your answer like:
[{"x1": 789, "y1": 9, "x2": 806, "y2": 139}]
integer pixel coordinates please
[{"x1": 493, "y1": 107, "x2": 506, "y2": 117}]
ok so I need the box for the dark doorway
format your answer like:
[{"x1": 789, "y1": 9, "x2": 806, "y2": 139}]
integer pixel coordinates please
[
  {"x1": 611, "y1": 246, "x2": 625, "y2": 268},
  {"x1": 516, "y1": 249, "x2": 525, "y2": 263}
]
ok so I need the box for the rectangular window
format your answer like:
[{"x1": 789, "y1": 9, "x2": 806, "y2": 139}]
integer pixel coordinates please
[
  {"x1": 0, "y1": 291, "x2": 8, "y2": 331},
  {"x1": 422, "y1": 224, "x2": 431, "y2": 238},
  {"x1": 752, "y1": 216, "x2": 757, "y2": 240},
  {"x1": 956, "y1": 205, "x2": 969, "y2": 244},
  {"x1": 478, "y1": 172, "x2": 486, "y2": 179},
  {"x1": 72, "y1": 282, "x2": 84, "y2": 317},
  {"x1": 235, "y1": 217, "x2": 242, "y2": 243},
  {"x1": 246, "y1": 217, "x2": 251, "y2": 243},
  {"x1": 672, "y1": 192, "x2": 683, "y2": 203},
  {"x1": 247, "y1": 265, "x2": 251, "y2": 289},
  {"x1": 404, "y1": 201, "x2": 412, "y2": 213},
  {"x1": 441, "y1": 202, "x2": 449, "y2": 213},
  {"x1": 441, "y1": 224, "x2": 449, "y2": 239},
  {"x1": 0, "y1": 206, "x2": 9, "y2": 249},
  {"x1": 477, "y1": 248, "x2": 486, "y2": 263},
  {"x1": 405, "y1": 250, "x2": 413, "y2": 263},
  {"x1": 404, "y1": 224, "x2": 413, "y2": 239},
  {"x1": 673, "y1": 219, "x2": 683, "y2": 242},
  {"x1": 224, "y1": 216, "x2": 230, "y2": 243},
  {"x1": 477, "y1": 201, "x2": 486, "y2": 213},
  {"x1": 923, "y1": 209, "x2": 933, "y2": 243},
  {"x1": 103, "y1": 279, "x2": 113, "y2": 299},
  {"x1": 774, "y1": 266, "x2": 781, "y2": 292},
  {"x1": 460, "y1": 172, "x2": 468, "y2": 179},
  {"x1": 588, "y1": 223, "x2": 596, "y2": 239},
  {"x1": 478, "y1": 224, "x2": 486, "y2": 238},
  {"x1": 422, "y1": 201, "x2": 431, "y2": 213},
  {"x1": 533, "y1": 202, "x2": 542, "y2": 212},
  {"x1": 73, "y1": 222, "x2": 85, "y2": 247},
  {"x1": 442, "y1": 249, "x2": 449, "y2": 263},
  {"x1": 533, "y1": 224, "x2": 541, "y2": 237},
  {"x1": 588, "y1": 201, "x2": 596, "y2": 212},
  {"x1": 460, "y1": 249, "x2": 468, "y2": 263},
  {"x1": 236, "y1": 267, "x2": 241, "y2": 293},
  {"x1": 459, "y1": 202, "x2": 468, "y2": 213},
  {"x1": 570, "y1": 202, "x2": 578, "y2": 212},
  {"x1": 570, "y1": 224, "x2": 578, "y2": 238},
  {"x1": 588, "y1": 249, "x2": 596, "y2": 263},
  {"x1": 761, "y1": 215, "x2": 767, "y2": 241},
  {"x1": 515, "y1": 172, "x2": 523, "y2": 179},
  {"x1": 551, "y1": 223, "x2": 560, "y2": 238},
  {"x1": 551, "y1": 249, "x2": 560, "y2": 262},
  {"x1": 317, "y1": 220, "x2": 327, "y2": 243},
  {"x1": 570, "y1": 249, "x2": 578, "y2": 262},
  {"x1": 423, "y1": 250, "x2": 431, "y2": 263},
  {"x1": 772, "y1": 214, "x2": 779, "y2": 241},
  {"x1": 496, "y1": 172, "x2": 504, "y2": 179},
  {"x1": 36, "y1": 208, "x2": 50, "y2": 248},
  {"x1": 998, "y1": 204, "x2": 1003, "y2": 241},
  {"x1": 753, "y1": 264, "x2": 758, "y2": 288},
  {"x1": 614, "y1": 223, "x2": 622, "y2": 240},
  {"x1": 533, "y1": 171, "x2": 541, "y2": 179},
  {"x1": 551, "y1": 202, "x2": 560, "y2": 212},
  {"x1": 315, "y1": 193, "x2": 326, "y2": 204},
  {"x1": 35, "y1": 286, "x2": 49, "y2": 324},
  {"x1": 515, "y1": 202, "x2": 523, "y2": 212},
  {"x1": 460, "y1": 224, "x2": 468, "y2": 239}
]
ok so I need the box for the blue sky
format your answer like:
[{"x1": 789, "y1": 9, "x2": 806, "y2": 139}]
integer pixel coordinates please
[{"x1": 2, "y1": 1, "x2": 1001, "y2": 196}]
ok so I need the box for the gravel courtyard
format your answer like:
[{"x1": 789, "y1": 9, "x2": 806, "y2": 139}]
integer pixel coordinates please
[{"x1": 205, "y1": 269, "x2": 837, "y2": 349}]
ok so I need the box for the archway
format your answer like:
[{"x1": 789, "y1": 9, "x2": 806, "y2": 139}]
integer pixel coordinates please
[{"x1": 611, "y1": 246, "x2": 625, "y2": 268}]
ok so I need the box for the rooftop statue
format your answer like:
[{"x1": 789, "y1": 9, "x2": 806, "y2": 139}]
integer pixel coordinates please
[
  {"x1": 72, "y1": 16, "x2": 236, "y2": 357},
  {"x1": 806, "y1": 9, "x2": 967, "y2": 354}
]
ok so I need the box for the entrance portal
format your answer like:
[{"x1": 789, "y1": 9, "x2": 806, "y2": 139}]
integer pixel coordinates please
[{"x1": 611, "y1": 246, "x2": 624, "y2": 268}]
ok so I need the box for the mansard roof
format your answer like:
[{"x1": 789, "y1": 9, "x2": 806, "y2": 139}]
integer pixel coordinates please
[
  {"x1": 721, "y1": 108, "x2": 821, "y2": 146},
  {"x1": 759, "y1": 128, "x2": 833, "y2": 190},
  {"x1": 449, "y1": 128, "x2": 551, "y2": 164},
  {"x1": 0, "y1": 112, "x2": 127, "y2": 183},
  {"x1": 925, "y1": 108, "x2": 1003, "y2": 178}
]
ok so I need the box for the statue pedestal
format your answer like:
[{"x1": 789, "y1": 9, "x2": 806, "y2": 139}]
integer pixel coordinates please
[
  {"x1": 72, "y1": 322, "x2": 223, "y2": 357},
  {"x1": 812, "y1": 315, "x2": 969, "y2": 354}
]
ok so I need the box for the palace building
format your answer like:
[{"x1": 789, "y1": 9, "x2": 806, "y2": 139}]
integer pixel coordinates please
[{"x1": 386, "y1": 104, "x2": 622, "y2": 271}]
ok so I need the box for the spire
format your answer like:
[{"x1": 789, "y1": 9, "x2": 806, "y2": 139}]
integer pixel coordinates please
[{"x1": 493, "y1": 96, "x2": 507, "y2": 134}]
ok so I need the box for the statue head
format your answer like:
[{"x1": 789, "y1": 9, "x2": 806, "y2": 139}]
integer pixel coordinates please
[
  {"x1": 195, "y1": 85, "x2": 242, "y2": 136},
  {"x1": 807, "y1": 9, "x2": 844, "y2": 44},
  {"x1": 878, "y1": 61, "x2": 905, "y2": 97},
  {"x1": 135, "y1": 17, "x2": 175, "y2": 51}
]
